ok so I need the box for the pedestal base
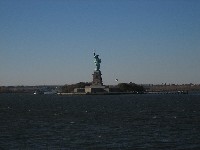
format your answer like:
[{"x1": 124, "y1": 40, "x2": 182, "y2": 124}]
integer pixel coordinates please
[{"x1": 92, "y1": 71, "x2": 103, "y2": 86}]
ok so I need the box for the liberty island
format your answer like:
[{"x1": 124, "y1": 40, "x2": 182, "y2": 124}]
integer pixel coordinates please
[{"x1": 74, "y1": 52, "x2": 121, "y2": 94}]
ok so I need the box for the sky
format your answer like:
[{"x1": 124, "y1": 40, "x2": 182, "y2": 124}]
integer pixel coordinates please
[{"x1": 0, "y1": 0, "x2": 200, "y2": 86}]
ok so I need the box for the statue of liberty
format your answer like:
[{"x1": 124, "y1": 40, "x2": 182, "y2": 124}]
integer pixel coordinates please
[{"x1": 94, "y1": 52, "x2": 101, "y2": 71}]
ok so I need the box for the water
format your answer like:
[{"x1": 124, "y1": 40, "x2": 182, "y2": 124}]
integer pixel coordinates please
[{"x1": 0, "y1": 94, "x2": 200, "y2": 149}]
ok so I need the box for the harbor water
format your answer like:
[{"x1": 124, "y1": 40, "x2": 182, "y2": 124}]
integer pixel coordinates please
[{"x1": 0, "y1": 94, "x2": 200, "y2": 149}]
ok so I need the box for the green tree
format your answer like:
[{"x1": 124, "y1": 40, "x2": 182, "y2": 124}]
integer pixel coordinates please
[{"x1": 117, "y1": 83, "x2": 144, "y2": 92}]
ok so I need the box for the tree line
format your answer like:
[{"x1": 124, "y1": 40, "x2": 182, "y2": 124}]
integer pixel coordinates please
[{"x1": 117, "y1": 83, "x2": 144, "y2": 92}]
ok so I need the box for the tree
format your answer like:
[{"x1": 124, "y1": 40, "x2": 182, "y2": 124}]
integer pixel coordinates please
[{"x1": 117, "y1": 83, "x2": 144, "y2": 92}]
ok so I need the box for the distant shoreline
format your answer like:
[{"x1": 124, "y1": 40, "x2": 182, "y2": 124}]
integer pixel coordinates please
[{"x1": 1, "y1": 84, "x2": 200, "y2": 94}]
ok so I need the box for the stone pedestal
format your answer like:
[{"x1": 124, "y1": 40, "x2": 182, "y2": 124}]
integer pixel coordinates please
[{"x1": 92, "y1": 71, "x2": 103, "y2": 86}]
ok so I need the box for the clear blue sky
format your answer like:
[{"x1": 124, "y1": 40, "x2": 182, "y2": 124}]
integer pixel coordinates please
[{"x1": 0, "y1": 0, "x2": 200, "y2": 86}]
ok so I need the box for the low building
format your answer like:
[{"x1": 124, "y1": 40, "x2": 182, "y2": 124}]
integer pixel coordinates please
[
  {"x1": 85, "y1": 86, "x2": 106, "y2": 93},
  {"x1": 74, "y1": 88, "x2": 85, "y2": 93},
  {"x1": 104, "y1": 87, "x2": 120, "y2": 93}
]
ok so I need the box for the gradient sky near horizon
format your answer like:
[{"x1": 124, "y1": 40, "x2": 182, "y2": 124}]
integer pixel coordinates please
[{"x1": 0, "y1": 0, "x2": 200, "y2": 86}]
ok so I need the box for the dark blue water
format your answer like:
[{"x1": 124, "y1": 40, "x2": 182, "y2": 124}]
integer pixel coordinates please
[{"x1": 0, "y1": 94, "x2": 200, "y2": 149}]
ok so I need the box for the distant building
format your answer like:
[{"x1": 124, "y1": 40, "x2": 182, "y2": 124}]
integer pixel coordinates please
[
  {"x1": 85, "y1": 85, "x2": 106, "y2": 93},
  {"x1": 74, "y1": 88, "x2": 85, "y2": 93}
]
